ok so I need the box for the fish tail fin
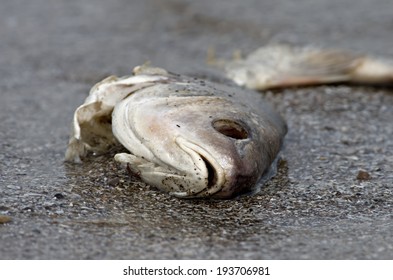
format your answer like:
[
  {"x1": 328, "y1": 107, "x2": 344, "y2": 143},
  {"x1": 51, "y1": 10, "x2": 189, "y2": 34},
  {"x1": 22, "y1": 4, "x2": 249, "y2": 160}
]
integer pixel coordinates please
[{"x1": 350, "y1": 57, "x2": 393, "y2": 84}]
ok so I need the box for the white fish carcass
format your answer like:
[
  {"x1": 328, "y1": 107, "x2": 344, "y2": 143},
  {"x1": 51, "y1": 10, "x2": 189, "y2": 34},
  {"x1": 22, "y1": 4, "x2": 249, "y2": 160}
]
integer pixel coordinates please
[{"x1": 65, "y1": 65, "x2": 287, "y2": 198}]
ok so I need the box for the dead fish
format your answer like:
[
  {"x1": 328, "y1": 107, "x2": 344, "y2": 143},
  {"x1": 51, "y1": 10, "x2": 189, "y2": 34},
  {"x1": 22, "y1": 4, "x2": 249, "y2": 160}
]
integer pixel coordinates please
[
  {"x1": 66, "y1": 44, "x2": 393, "y2": 199},
  {"x1": 65, "y1": 65, "x2": 287, "y2": 198},
  {"x1": 220, "y1": 44, "x2": 393, "y2": 90}
]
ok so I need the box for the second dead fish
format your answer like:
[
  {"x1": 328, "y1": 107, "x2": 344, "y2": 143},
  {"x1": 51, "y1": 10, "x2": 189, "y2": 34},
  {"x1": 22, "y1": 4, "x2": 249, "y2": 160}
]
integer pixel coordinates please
[{"x1": 222, "y1": 44, "x2": 393, "y2": 90}]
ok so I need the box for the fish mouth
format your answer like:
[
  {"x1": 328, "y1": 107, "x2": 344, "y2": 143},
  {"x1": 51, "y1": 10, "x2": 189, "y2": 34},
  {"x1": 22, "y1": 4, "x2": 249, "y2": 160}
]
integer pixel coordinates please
[{"x1": 171, "y1": 137, "x2": 225, "y2": 198}]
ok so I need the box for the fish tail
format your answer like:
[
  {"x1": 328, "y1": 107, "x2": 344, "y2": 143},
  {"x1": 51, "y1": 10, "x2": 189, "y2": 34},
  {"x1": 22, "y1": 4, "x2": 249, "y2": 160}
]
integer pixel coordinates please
[{"x1": 350, "y1": 57, "x2": 393, "y2": 84}]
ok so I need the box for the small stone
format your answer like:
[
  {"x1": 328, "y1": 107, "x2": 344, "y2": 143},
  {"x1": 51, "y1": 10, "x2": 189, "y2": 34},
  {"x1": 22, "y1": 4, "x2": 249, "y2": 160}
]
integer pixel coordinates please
[
  {"x1": 0, "y1": 215, "x2": 12, "y2": 224},
  {"x1": 107, "y1": 178, "x2": 120, "y2": 187},
  {"x1": 0, "y1": 205, "x2": 10, "y2": 211},
  {"x1": 54, "y1": 193, "x2": 65, "y2": 199},
  {"x1": 357, "y1": 170, "x2": 371, "y2": 180}
]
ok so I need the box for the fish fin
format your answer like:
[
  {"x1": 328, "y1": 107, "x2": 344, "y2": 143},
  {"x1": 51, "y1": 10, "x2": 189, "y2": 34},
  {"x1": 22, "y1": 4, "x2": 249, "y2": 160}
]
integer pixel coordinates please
[
  {"x1": 65, "y1": 80, "x2": 129, "y2": 162},
  {"x1": 224, "y1": 44, "x2": 393, "y2": 90},
  {"x1": 132, "y1": 63, "x2": 169, "y2": 76},
  {"x1": 65, "y1": 100, "x2": 120, "y2": 162},
  {"x1": 64, "y1": 137, "x2": 87, "y2": 163},
  {"x1": 65, "y1": 72, "x2": 170, "y2": 162}
]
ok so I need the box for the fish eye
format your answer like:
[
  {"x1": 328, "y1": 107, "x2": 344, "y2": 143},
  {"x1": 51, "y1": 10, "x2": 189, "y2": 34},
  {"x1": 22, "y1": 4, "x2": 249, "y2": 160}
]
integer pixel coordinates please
[{"x1": 212, "y1": 119, "x2": 249, "y2": 140}]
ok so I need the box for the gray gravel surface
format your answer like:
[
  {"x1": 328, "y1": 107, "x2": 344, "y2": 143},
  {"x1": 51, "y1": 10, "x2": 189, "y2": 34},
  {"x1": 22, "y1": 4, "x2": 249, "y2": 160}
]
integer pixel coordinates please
[{"x1": 0, "y1": 0, "x2": 392, "y2": 259}]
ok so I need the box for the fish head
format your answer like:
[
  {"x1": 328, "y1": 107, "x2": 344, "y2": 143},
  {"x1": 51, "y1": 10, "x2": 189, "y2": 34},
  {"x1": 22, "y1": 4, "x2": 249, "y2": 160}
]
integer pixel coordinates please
[
  {"x1": 113, "y1": 79, "x2": 285, "y2": 198},
  {"x1": 65, "y1": 65, "x2": 286, "y2": 199}
]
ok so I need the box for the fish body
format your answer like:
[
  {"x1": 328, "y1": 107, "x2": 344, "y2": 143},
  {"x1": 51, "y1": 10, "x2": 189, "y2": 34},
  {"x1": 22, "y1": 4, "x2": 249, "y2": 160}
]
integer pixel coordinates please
[{"x1": 66, "y1": 65, "x2": 287, "y2": 198}]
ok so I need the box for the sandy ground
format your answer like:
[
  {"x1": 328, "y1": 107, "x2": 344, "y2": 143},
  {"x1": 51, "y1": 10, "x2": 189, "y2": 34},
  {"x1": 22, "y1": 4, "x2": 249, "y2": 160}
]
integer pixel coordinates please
[{"x1": 0, "y1": 0, "x2": 392, "y2": 259}]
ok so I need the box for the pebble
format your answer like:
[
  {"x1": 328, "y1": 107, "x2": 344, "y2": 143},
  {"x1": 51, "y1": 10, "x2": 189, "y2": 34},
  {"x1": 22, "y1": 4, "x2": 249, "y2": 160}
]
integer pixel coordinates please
[
  {"x1": 357, "y1": 170, "x2": 371, "y2": 180},
  {"x1": 0, "y1": 215, "x2": 12, "y2": 224},
  {"x1": 54, "y1": 193, "x2": 65, "y2": 199}
]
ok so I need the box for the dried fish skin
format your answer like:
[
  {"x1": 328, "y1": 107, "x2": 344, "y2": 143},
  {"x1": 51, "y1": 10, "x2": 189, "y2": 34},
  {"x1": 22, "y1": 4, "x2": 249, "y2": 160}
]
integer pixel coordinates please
[{"x1": 65, "y1": 72, "x2": 171, "y2": 162}]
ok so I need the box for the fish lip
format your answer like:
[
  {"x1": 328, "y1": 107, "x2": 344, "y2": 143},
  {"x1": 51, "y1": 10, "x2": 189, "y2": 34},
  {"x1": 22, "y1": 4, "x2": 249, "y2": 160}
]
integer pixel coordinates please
[{"x1": 170, "y1": 137, "x2": 225, "y2": 198}]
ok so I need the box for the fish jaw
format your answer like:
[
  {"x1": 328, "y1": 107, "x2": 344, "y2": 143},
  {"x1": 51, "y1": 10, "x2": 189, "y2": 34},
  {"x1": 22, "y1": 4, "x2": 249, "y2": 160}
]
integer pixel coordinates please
[
  {"x1": 114, "y1": 137, "x2": 226, "y2": 198},
  {"x1": 170, "y1": 137, "x2": 225, "y2": 197},
  {"x1": 113, "y1": 135, "x2": 262, "y2": 199}
]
